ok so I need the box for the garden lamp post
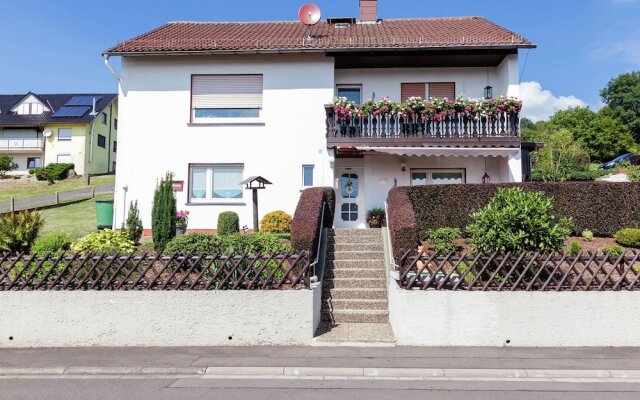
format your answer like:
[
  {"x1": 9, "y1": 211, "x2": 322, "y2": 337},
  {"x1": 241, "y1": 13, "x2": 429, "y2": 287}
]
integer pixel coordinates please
[{"x1": 239, "y1": 176, "x2": 272, "y2": 232}]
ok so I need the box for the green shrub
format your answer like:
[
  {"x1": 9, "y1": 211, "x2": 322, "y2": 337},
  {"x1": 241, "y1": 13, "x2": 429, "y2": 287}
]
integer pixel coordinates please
[
  {"x1": 602, "y1": 244, "x2": 624, "y2": 257},
  {"x1": 31, "y1": 232, "x2": 71, "y2": 256},
  {"x1": 218, "y1": 211, "x2": 240, "y2": 235},
  {"x1": 466, "y1": 187, "x2": 572, "y2": 253},
  {"x1": 260, "y1": 211, "x2": 292, "y2": 233},
  {"x1": 0, "y1": 155, "x2": 18, "y2": 176},
  {"x1": 626, "y1": 165, "x2": 640, "y2": 183},
  {"x1": 582, "y1": 230, "x2": 594, "y2": 242},
  {"x1": 165, "y1": 233, "x2": 223, "y2": 254},
  {"x1": 568, "y1": 240, "x2": 583, "y2": 256},
  {"x1": 151, "y1": 172, "x2": 176, "y2": 252},
  {"x1": 427, "y1": 227, "x2": 461, "y2": 254},
  {"x1": 0, "y1": 210, "x2": 44, "y2": 253},
  {"x1": 614, "y1": 228, "x2": 640, "y2": 248},
  {"x1": 33, "y1": 163, "x2": 74, "y2": 181},
  {"x1": 71, "y1": 230, "x2": 135, "y2": 255},
  {"x1": 125, "y1": 200, "x2": 144, "y2": 244}
]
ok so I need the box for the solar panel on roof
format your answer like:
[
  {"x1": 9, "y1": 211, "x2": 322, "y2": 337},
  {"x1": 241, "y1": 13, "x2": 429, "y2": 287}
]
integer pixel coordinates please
[
  {"x1": 52, "y1": 106, "x2": 90, "y2": 117},
  {"x1": 65, "y1": 96, "x2": 102, "y2": 106}
]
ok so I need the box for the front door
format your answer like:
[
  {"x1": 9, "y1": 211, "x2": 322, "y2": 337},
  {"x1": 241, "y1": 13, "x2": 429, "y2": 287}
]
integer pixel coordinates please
[{"x1": 335, "y1": 167, "x2": 364, "y2": 228}]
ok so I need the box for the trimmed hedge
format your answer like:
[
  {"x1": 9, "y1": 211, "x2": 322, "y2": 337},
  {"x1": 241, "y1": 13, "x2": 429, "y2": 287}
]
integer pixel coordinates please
[
  {"x1": 291, "y1": 187, "x2": 335, "y2": 256},
  {"x1": 217, "y1": 211, "x2": 240, "y2": 235},
  {"x1": 387, "y1": 187, "x2": 420, "y2": 263},
  {"x1": 407, "y1": 182, "x2": 640, "y2": 239}
]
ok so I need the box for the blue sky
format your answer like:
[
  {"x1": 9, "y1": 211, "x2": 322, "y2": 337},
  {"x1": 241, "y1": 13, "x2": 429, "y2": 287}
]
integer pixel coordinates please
[{"x1": 1, "y1": 0, "x2": 639, "y2": 120}]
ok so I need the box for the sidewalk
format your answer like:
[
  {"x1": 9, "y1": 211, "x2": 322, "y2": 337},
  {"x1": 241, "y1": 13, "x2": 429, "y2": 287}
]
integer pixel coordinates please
[{"x1": 2, "y1": 346, "x2": 640, "y2": 382}]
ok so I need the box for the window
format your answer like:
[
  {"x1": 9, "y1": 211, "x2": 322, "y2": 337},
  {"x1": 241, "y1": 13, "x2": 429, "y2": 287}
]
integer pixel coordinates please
[
  {"x1": 411, "y1": 169, "x2": 465, "y2": 186},
  {"x1": 189, "y1": 164, "x2": 244, "y2": 202},
  {"x1": 428, "y1": 82, "x2": 456, "y2": 99},
  {"x1": 112, "y1": 161, "x2": 116, "y2": 172},
  {"x1": 401, "y1": 83, "x2": 426, "y2": 102},
  {"x1": 191, "y1": 75, "x2": 263, "y2": 121},
  {"x1": 114, "y1": 118, "x2": 118, "y2": 130},
  {"x1": 336, "y1": 85, "x2": 362, "y2": 104},
  {"x1": 57, "y1": 154, "x2": 72, "y2": 163},
  {"x1": 58, "y1": 128, "x2": 72, "y2": 140},
  {"x1": 112, "y1": 140, "x2": 117, "y2": 153},
  {"x1": 97, "y1": 134, "x2": 106, "y2": 148},
  {"x1": 302, "y1": 165, "x2": 314, "y2": 187},
  {"x1": 101, "y1": 112, "x2": 108, "y2": 124},
  {"x1": 27, "y1": 157, "x2": 41, "y2": 169}
]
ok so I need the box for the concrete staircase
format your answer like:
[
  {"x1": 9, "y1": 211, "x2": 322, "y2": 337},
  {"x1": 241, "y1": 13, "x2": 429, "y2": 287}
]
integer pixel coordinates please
[{"x1": 321, "y1": 229, "x2": 389, "y2": 324}]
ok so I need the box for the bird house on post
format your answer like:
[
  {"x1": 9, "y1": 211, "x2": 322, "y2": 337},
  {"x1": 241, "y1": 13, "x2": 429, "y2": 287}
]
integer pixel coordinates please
[{"x1": 239, "y1": 176, "x2": 272, "y2": 232}]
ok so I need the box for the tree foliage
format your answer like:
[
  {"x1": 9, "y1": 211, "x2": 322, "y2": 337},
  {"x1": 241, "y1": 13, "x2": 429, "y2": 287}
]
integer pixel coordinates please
[
  {"x1": 125, "y1": 200, "x2": 144, "y2": 245},
  {"x1": 532, "y1": 129, "x2": 591, "y2": 181},
  {"x1": 0, "y1": 155, "x2": 18, "y2": 176},
  {"x1": 151, "y1": 172, "x2": 176, "y2": 252},
  {"x1": 601, "y1": 71, "x2": 640, "y2": 141}
]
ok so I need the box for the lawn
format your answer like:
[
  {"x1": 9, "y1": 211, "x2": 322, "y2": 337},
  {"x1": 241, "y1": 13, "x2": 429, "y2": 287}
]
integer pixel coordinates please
[
  {"x1": 40, "y1": 193, "x2": 114, "y2": 240},
  {"x1": 0, "y1": 175, "x2": 115, "y2": 203}
]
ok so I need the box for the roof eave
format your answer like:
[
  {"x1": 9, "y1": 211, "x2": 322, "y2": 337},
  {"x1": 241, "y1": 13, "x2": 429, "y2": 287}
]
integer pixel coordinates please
[{"x1": 102, "y1": 43, "x2": 536, "y2": 57}]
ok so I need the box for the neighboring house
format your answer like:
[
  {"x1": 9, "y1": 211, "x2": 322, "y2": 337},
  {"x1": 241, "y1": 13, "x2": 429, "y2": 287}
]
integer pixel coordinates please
[
  {"x1": 0, "y1": 93, "x2": 118, "y2": 176},
  {"x1": 105, "y1": 0, "x2": 535, "y2": 231}
]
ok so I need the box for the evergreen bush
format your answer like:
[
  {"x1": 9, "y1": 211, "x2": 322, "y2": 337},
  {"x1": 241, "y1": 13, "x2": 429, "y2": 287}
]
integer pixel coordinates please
[
  {"x1": 217, "y1": 211, "x2": 239, "y2": 235},
  {"x1": 0, "y1": 210, "x2": 44, "y2": 253},
  {"x1": 32, "y1": 232, "x2": 71, "y2": 256},
  {"x1": 260, "y1": 210, "x2": 292, "y2": 233},
  {"x1": 151, "y1": 172, "x2": 176, "y2": 252},
  {"x1": 125, "y1": 200, "x2": 144, "y2": 244}
]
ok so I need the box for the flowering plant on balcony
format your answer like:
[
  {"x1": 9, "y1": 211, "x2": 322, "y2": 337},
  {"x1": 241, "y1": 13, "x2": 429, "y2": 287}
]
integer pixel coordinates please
[
  {"x1": 176, "y1": 210, "x2": 189, "y2": 225},
  {"x1": 401, "y1": 96, "x2": 427, "y2": 117},
  {"x1": 332, "y1": 97, "x2": 358, "y2": 121}
]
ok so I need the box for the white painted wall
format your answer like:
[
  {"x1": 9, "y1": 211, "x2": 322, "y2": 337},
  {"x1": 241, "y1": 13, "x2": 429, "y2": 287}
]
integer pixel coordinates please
[
  {"x1": 0, "y1": 287, "x2": 321, "y2": 347},
  {"x1": 114, "y1": 54, "x2": 335, "y2": 230},
  {"x1": 388, "y1": 283, "x2": 640, "y2": 347}
]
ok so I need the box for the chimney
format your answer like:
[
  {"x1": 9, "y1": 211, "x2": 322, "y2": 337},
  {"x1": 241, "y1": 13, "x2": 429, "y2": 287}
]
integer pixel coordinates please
[{"x1": 359, "y1": 0, "x2": 378, "y2": 22}]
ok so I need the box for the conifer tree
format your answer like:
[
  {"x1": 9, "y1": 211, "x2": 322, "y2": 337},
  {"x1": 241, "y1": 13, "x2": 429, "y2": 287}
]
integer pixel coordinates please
[{"x1": 151, "y1": 171, "x2": 176, "y2": 252}]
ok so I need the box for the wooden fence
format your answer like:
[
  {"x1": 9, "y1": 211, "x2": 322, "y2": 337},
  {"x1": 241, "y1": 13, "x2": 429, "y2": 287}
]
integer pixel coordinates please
[
  {"x1": 399, "y1": 251, "x2": 640, "y2": 291},
  {"x1": 0, "y1": 252, "x2": 311, "y2": 291}
]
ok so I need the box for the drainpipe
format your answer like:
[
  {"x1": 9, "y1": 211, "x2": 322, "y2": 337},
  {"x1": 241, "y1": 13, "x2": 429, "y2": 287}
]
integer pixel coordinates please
[
  {"x1": 103, "y1": 55, "x2": 121, "y2": 84},
  {"x1": 89, "y1": 121, "x2": 94, "y2": 163},
  {"x1": 107, "y1": 102, "x2": 113, "y2": 173}
]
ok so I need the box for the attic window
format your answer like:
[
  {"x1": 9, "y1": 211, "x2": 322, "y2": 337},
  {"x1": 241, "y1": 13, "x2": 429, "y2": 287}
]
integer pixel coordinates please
[{"x1": 328, "y1": 17, "x2": 356, "y2": 28}]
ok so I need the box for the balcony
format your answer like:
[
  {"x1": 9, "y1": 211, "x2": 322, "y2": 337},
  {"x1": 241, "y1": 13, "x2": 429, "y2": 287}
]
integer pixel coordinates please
[
  {"x1": 325, "y1": 105, "x2": 521, "y2": 148},
  {"x1": 0, "y1": 138, "x2": 45, "y2": 152}
]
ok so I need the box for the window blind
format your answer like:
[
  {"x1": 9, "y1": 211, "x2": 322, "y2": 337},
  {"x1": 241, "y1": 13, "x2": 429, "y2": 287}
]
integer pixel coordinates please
[
  {"x1": 428, "y1": 82, "x2": 456, "y2": 99},
  {"x1": 192, "y1": 75, "x2": 263, "y2": 109},
  {"x1": 401, "y1": 83, "x2": 426, "y2": 102}
]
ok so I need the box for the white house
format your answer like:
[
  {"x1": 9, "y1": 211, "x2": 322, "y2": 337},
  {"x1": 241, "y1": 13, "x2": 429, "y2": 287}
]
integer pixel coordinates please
[{"x1": 104, "y1": 0, "x2": 535, "y2": 232}]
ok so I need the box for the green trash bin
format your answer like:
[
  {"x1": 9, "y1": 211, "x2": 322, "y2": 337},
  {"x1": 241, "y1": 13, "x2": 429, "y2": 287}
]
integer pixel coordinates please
[{"x1": 95, "y1": 200, "x2": 114, "y2": 229}]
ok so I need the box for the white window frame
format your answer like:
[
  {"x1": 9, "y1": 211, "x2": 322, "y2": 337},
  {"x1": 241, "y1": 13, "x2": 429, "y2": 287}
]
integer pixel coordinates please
[
  {"x1": 335, "y1": 84, "x2": 363, "y2": 104},
  {"x1": 191, "y1": 75, "x2": 264, "y2": 124},
  {"x1": 188, "y1": 164, "x2": 245, "y2": 204},
  {"x1": 410, "y1": 169, "x2": 466, "y2": 186},
  {"x1": 302, "y1": 164, "x2": 314, "y2": 188},
  {"x1": 58, "y1": 128, "x2": 72, "y2": 141},
  {"x1": 27, "y1": 157, "x2": 41, "y2": 169}
]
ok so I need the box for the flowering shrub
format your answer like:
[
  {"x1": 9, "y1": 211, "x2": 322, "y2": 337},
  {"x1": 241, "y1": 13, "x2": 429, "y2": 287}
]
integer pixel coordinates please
[
  {"x1": 331, "y1": 95, "x2": 522, "y2": 123},
  {"x1": 176, "y1": 210, "x2": 189, "y2": 225}
]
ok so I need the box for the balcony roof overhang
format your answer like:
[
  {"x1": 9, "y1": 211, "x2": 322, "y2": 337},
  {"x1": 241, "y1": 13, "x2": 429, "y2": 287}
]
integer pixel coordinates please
[{"x1": 354, "y1": 146, "x2": 520, "y2": 158}]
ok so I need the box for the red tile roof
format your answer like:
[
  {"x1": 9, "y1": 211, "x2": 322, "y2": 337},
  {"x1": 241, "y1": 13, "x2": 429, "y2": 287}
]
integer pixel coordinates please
[{"x1": 105, "y1": 17, "x2": 534, "y2": 55}]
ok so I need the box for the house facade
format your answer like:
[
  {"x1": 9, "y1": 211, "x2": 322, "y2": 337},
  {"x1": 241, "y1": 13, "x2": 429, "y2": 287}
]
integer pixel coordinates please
[
  {"x1": 0, "y1": 93, "x2": 118, "y2": 176},
  {"x1": 105, "y1": 0, "x2": 534, "y2": 231}
]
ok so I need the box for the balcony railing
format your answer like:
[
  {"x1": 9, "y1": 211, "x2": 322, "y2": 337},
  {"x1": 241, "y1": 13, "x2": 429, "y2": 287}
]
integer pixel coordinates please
[
  {"x1": 0, "y1": 138, "x2": 44, "y2": 151},
  {"x1": 325, "y1": 105, "x2": 521, "y2": 147}
]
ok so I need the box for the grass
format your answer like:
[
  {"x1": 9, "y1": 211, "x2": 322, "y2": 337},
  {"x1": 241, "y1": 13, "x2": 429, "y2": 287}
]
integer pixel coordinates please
[
  {"x1": 39, "y1": 193, "x2": 114, "y2": 240},
  {"x1": 0, "y1": 175, "x2": 115, "y2": 203}
]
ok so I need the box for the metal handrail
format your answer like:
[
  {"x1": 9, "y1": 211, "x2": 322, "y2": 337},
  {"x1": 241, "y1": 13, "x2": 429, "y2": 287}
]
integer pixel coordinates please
[
  {"x1": 384, "y1": 201, "x2": 400, "y2": 270},
  {"x1": 309, "y1": 201, "x2": 326, "y2": 282}
]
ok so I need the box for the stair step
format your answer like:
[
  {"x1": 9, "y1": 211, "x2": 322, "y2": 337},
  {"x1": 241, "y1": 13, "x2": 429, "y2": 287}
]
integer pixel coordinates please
[
  {"x1": 329, "y1": 251, "x2": 385, "y2": 261},
  {"x1": 330, "y1": 229, "x2": 383, "y2": 238},
  {"x1": 325, "y1": 277, "x2": 386, "y2": 289},
  {"x1": 330, "y1": 243, "x2": 383, "y2": 252},
  {"x1": 321, "y1": 309, "x2": 389, "y2": 324},
  {"x1": 323, "y1": 288, "x2": 387, "y2": 300},
  {"x1": 329, "y1": 236, "x2": 384, "y2": 244},
  {"x1": 322, "y1": 299, "x2": 388, "y2": 311},
  {"x1": 328, "y1": 260, "x2": 386, "y2": 269},
  {"x1": 326, "y1": 268, "x2": 386, "y2": 279}
]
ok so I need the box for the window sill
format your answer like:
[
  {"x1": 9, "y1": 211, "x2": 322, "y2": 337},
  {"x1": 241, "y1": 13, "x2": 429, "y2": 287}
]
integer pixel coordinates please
[
  {"x1": 188, "y1": 119, "x2": 265, "y2": 126},
  {"x1": 186, "y1": 202, "x2": 246, "y2": 206}
]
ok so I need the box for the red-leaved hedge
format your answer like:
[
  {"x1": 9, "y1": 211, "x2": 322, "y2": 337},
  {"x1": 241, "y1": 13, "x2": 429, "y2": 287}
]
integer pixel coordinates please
[
  {"x1": 407, "y1": 182, "x2": 640, "y2": 240},
  {"x1": 291, "y1": 187, "x2": 336, "y2": 256},
  {"x1": 387, "y1": 187, "x2": 420, "y2": 264}
]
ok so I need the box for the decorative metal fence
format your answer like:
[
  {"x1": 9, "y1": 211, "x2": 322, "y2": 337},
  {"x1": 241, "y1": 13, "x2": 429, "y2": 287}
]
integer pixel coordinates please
[
  {"x1": 399, "y1": 251, "x2": 640, "y2": 291},
  {"x1": 0, "y1": 252, "x2": 311, "y2": 291}
]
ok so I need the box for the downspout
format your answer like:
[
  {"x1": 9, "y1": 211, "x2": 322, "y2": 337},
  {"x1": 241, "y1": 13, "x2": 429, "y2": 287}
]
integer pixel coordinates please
[
  {"x1": 89, "y1": 121, "x2": 94, "y2": 163},
  {"x1": 103, "y1": 55, "x2": 121, "y2": 83},
  {"x1": 107, "y1": 102, "x2": 113, "y2": 173}
]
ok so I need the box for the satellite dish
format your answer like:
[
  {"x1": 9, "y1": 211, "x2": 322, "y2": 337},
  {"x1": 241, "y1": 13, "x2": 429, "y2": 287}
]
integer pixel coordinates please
[
  {"x1": 299, "y1": 3, "x2": 321, "y2": 26},
  {"x1": 42, "y1": 129, "x2": 52, "y2": 138}
]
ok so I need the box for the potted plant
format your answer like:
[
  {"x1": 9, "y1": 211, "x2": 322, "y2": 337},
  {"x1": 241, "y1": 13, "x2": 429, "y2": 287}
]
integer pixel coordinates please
[
  {"x1": 367, "y1": 207, "x2": 386, "y2": 229},
  {"x1": 176, "y1": 210, "x2": 189, "y2": 235}
]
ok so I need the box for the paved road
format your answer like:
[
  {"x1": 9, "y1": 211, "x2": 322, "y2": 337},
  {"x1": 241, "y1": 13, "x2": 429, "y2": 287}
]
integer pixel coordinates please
[
  {"x1": 0, "y1": 184, "x2": 114, "y2": 212},
  {"x1": 1, "y1": 347, "x2": 640, "y2": 399}
]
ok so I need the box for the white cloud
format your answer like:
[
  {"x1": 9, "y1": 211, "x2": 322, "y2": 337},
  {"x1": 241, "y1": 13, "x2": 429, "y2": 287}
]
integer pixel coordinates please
[
  {"x1": 590, "y1": 29, "x2": 640, "y2": 66},
  {"x1": 519, "y1": 81, "x2": 587, "y2": 122}
]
